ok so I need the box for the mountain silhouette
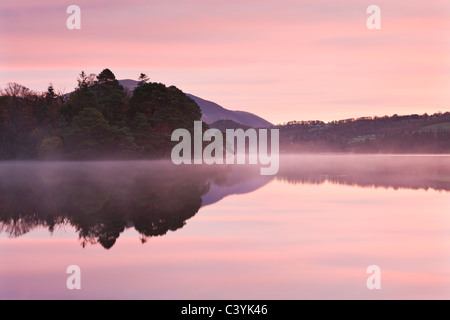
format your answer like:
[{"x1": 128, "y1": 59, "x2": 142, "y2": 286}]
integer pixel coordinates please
[{"x1": 185, "y1": 93, "x2": 273, "y2": 128}]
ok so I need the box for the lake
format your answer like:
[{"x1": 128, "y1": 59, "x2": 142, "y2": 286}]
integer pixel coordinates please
[{"x1": 0, "y1": 155, "x2": 449, "y2": 299}]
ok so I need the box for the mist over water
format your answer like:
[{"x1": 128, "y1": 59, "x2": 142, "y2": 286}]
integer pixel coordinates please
[
  {"x1": 0, "y1": 161, "x2": 220, "y2": 247},
  {"x1": 1, "y1": 155, "x2": 449, "y2": 299},
  {"x1": 0, "y1": 155, "x2": 449, "y2": 245},
  {"x1": 277, "y1": 154, "x2": 450, "y2": 192}
]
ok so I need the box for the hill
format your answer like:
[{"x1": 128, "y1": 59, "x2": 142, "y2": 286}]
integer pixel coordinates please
[
  {"x1": 119, "y1": 80, "x2": 273, "y2": 128},
  {"x1": 278, "y1": 112, "x2": 450, "y2": 153},
  {"x1": 208, "y1": 119, "x2": 252, "y2": 131},
  {"x1": 185, "y1": 93, "x2": 273, "y2": 128}
]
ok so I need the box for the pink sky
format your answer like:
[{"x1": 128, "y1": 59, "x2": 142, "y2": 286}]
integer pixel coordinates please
[{"x1": 0, "y1": 0, "x2": 449, "y2": 124}]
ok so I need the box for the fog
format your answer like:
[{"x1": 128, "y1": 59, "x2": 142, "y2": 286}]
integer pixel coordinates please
[{"x1": 277, "y1": 154, "x2": 450, "y2": 192}]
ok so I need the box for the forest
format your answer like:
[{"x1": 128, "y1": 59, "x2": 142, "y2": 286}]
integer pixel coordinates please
[
  {"x1": 0, "y1": 69, "x2": 203, "y2": 160},
  {"x1": 277, "y1": 113, "x2": 450, "y2": 153}
]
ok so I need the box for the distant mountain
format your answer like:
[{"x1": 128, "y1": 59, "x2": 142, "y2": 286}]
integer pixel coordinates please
[
  {"x1": 118, "y1": 79, "x2": 142, "y2": 94},
  {"x1": 186, "y1": 94, "x2": 273, "y2": 128},
  {"x1": 118, "y1": 80, "x2": 273, "y2": 128},
  {"x1": 208, "y1": 119, "x2": 252, "y2": 132}
]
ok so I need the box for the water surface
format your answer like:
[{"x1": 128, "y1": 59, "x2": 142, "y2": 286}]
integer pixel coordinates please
[{"x1": 0, "y1": 155, "x2": 449, "y2": 299}]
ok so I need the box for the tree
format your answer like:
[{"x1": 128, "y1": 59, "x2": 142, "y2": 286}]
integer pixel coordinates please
[
  {"x1": 46, "y1": 84, "x2": 56, "y2": 101},
  {"x1": 96, "y1": 69, "x2": 118, "y2": 85},
  {"x1": 64, "y1": 108, "x2": 112, "y2": 159},
  {"x1": 4, "y1": 82, "x2": 31, "y2": 98},
  {"x1": 40, "y1": 84, "x2": 64, "y2": 128},
  {"x1": 130, "y1": 82, "x2": 202, "y2": 130},
  {"x1": 138, "y1": 73, "x2": 150, "y2": 85},
  {"x1": 77, "y1": 71, "x2": 89, "y2": 90},
  {"x1": 92, "y1": 69, "x2": 127, "y2": 124},
  {"x1": 109, "y1": 126, "x2": 138, "y2": 159},
  {"x1": 38, "y1": 136, "x2": 63, "y2": 159},
  {"x1": 130, "y1": 112, "x2": 156, "y2": 156},
  {"x1": 61, "y1": 72, "x2": 99, "y2": 122},
  {"x1": 129, "y1": 82, "x2": 203, "y2": 155}
]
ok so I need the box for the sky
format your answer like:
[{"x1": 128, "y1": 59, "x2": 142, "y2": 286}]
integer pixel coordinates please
[{"x1": 0, "y1": 0, "x2": 449, "y2": 124}]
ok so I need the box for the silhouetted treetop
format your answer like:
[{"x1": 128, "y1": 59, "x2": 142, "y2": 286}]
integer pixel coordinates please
[{"x1": 96, "y1": 68, "x2": 119, "y2": 85}]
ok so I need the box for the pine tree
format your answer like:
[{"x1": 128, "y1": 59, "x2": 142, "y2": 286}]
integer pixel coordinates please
[
  {"x1": 138, "y1": 73, "x2": 150, "y2": 85},
  {"x1": 92, "y1": 69, "x2": 127, "y2": 124},
  {"x1": 61, "y1": 72, "x2": 99, "y2": 122}
]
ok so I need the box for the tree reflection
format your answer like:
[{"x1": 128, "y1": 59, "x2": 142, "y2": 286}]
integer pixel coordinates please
[
  {"x1": 277, "y1": 155, "x2": 450, "y2": 192},
  {"x1": 0, "y1": 162, "x2": 218, "y2": 249}
]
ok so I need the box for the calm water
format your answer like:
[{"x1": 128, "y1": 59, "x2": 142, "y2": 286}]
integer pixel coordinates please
[{"x1": 0, "y1": 155, "x2": 449, "y2": 299}]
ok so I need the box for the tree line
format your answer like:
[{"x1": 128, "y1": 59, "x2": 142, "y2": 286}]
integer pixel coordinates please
[
  {"x1": 2, "y1": 68, "x2": 449, "y2": 158},
  {"x1": 277, "y1": 112, "x2": 450, "y2": 153}
]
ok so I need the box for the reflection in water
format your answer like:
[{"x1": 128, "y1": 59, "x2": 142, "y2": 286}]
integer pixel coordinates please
[
  {"x1": 1, "y1": 155, "x2": 450, "y2": 299},
  {"x1": 0, "y1": 162, "x2": 225, "y2": 249},
  {"x1": 0, "y1": 155, "x2": 449, "y2": 249},
  {"x1": 278, "y1": 155, "x2": 450, "y2": 192}
]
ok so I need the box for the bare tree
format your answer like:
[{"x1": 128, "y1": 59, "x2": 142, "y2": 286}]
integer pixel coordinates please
[{"x1": 4, "y1": 82, "x2": 31, "y2": 98}]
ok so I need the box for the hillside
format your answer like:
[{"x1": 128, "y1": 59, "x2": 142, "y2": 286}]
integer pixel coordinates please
[
  {"x1": 185, "y1": 94, "x2": 273, "y2": 128},
  {"x1": 118, "y1": 80, "x2": 273, "y2": 128},
  {"x1": 208, "y1": 119, "x2": 252, "y2": 131},
  {"x1": 278, "y1": 113, "x2": 450, "y2": 153}
]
